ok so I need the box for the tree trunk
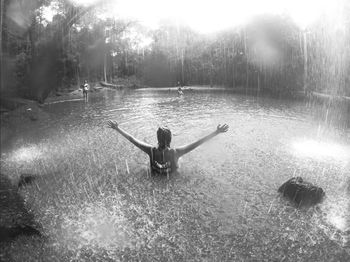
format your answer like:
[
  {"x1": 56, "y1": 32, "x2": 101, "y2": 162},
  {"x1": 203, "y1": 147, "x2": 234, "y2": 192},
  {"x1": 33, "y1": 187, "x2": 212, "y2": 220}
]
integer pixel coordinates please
[
  {"x1": 125, "y1": 50, "x2": 128, "y2": 75},
  {"x1": 232, "y1": 44, "x2": 235, "y2": 88},
  {"x1": 244, "y1": 29, "x2": 249, "y2": 92},
  {"x1": 76, "y1": 65, "x2": 80, "y2": 88},
  {"x1": 257, "y1": 71, "x2": 260, "y2": 96},
  {"x1": 224, "y1": 43, "x2": 227, "y2": 86},
  {"x1": 0, "y1": 0, "x2": 4, "y2": 91},
  {"x1": 181, "y1": 49, "x2": 184, "y2": 85},
  {"x1": 104, "y1": 53, "x2": 107, "y2": 82},
  {"x1": 303, "y1": 31, "x2": 308, "y2": 94}
]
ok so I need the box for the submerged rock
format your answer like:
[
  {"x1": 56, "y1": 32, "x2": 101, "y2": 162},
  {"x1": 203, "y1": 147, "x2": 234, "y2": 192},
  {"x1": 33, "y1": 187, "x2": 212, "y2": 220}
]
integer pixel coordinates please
[{"x1": 278, "y1": 177, "x2": 325, "y2": 207}]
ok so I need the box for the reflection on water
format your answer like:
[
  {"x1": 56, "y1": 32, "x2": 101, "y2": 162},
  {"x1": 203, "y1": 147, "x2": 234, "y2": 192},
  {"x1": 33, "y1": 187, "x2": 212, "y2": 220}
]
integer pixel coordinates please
[{"x1": 1, "y1": 88, "x2": 349, "y2": 260}]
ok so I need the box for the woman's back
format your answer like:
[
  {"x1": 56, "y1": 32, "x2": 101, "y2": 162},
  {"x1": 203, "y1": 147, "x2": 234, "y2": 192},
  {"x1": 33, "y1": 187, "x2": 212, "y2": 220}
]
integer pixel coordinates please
[{"x1": 150, "y1": 147, "x2": 179, "y2": 174}]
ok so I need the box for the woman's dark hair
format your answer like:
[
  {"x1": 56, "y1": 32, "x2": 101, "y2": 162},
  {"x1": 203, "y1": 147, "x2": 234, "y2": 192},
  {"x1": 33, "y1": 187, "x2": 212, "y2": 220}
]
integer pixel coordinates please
[{"x1": 157, "y1": 127, "x2": 172, "y2": 148}]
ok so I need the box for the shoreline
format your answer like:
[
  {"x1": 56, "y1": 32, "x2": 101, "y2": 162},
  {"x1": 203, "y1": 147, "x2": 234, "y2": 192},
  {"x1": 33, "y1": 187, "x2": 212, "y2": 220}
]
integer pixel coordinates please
[
  {"x1": 2, "y1": 84, "x2": 349, "y2": 108},
  {"x1": 1, "y1": 86, "x2": 348, "y2": 150}
]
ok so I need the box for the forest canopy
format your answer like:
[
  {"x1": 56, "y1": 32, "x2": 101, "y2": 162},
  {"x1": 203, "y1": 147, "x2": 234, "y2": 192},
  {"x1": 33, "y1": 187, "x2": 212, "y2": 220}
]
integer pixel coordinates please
[{"x1": 0, "y1": 0, "x2": 349, "y2": 101}]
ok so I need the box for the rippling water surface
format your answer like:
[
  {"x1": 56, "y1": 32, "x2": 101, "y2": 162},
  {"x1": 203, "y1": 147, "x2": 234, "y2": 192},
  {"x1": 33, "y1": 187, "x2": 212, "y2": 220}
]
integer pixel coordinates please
[{"x1": 1, "y1": 88, "x2": 350, "y2": 261}]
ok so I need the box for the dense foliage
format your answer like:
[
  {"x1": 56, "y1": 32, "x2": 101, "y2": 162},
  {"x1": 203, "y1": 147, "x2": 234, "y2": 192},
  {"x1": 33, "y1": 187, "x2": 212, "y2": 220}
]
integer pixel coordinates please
[{"x1": 0, "y1": 0, "x2": 349, "y2": 101}]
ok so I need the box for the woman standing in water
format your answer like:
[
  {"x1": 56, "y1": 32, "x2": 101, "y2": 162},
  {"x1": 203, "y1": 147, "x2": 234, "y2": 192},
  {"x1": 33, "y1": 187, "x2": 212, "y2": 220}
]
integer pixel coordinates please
[{"x1": 107, "y1": 121, "x2": 229, "y2": 174}]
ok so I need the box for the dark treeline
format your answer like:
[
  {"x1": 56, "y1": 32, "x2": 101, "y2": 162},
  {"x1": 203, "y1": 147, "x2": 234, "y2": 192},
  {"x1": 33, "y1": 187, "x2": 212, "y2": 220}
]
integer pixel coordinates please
[
  {"x1": 148, "y1": 17, "x2": 304, "y2": 93},
  {"x1": 1, "y1": 0, "x2": 349, "y2": 102}
]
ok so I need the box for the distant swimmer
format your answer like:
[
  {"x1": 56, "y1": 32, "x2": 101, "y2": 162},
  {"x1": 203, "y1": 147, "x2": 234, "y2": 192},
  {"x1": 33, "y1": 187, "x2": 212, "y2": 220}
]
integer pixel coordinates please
[
  {"x1": 177, "y1": 81, "x2": 183, "y2": 95},
  {"x1": 107, "y1": 121, "x2": 229, "y2": 175}
]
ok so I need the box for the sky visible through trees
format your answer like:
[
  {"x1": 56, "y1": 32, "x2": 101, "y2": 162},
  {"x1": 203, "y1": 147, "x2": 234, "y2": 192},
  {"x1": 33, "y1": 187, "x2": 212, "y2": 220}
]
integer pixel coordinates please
[{"x1": 65, "y1": 0, "x2": 340, "y2": 32}]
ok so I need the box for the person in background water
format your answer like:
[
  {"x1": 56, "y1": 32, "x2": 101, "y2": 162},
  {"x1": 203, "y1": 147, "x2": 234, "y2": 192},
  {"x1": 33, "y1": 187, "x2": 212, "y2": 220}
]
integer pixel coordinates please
[
  {"x1": 107, "y1": 121, "x2": 229, "y2": 175},
  {"x1": 177, "y1": 81, "x2": 183, "y2": 95},
  {"x1": 83, "y1": 80, "x2": 89, "y2": 101}
]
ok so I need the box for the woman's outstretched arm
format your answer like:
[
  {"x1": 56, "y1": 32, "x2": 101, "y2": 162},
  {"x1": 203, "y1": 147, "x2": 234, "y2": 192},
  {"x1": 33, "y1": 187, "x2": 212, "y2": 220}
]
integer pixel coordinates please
[
  {"x1": 107, "y1": 120, "x2": 152, "y2": 155},
  {"x1": 175, "y1": 124, "x2": 229, "y2": 157}
]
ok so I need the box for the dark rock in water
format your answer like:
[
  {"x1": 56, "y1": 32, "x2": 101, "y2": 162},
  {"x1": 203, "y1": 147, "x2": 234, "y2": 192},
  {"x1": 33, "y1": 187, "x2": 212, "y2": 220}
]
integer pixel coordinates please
[
  {"x1": 18, "y1": 174, "x2": 37, "y2": 188},
  {"x1": 0, "y1": 173, "x2": 42, "y2": 242},
  {"x1": 278, "y1": 177, "x2": 325, "y2": 207}
]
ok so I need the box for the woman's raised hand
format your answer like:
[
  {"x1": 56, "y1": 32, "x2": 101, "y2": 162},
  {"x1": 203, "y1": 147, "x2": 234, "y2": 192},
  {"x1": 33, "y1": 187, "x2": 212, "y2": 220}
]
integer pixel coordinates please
[
  {"x1": 216, "y1": 124, "x2": 229, "y2": 133},
  {"x1": 107, "y1": 120, "x2": 119, "y2": 130}
]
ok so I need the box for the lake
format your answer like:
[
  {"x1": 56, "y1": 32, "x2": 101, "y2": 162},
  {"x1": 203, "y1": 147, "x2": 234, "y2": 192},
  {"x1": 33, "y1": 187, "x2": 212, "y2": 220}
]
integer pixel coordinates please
[{"x1": 1, "y1": 88, "x2": 349, "y2": 261}]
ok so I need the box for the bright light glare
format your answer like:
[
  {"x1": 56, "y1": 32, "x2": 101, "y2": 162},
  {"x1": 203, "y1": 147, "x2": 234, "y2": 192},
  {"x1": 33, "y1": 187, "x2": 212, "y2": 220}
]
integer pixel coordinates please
[
  {"x1": 103, "y1": 0, "x2": 340, "y2": 32},
  {"x1": 10, "y1": 145, "x2": 43, "y2": 162},
  {"x1": 325, "y1": 196, "x2": 350, "y2": 234},
  {"x1": 292, "y1": 139, "x2": 350, "y2": 164},
  {"x1": 327, "y1": 211, "x2": 348, "y2": 231},
  {"x1": 69, "y1": 0, "x2": 101, "y2": 6},
  {"x1": 41, "y1": 5, "x2": 56, "y2": 22},
  {"x1": 42, "y1": 0, "x2": 342, "y2": 33},
  {"x1": 121, "y1": 28, "x2": 153, "y2": 49}
]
